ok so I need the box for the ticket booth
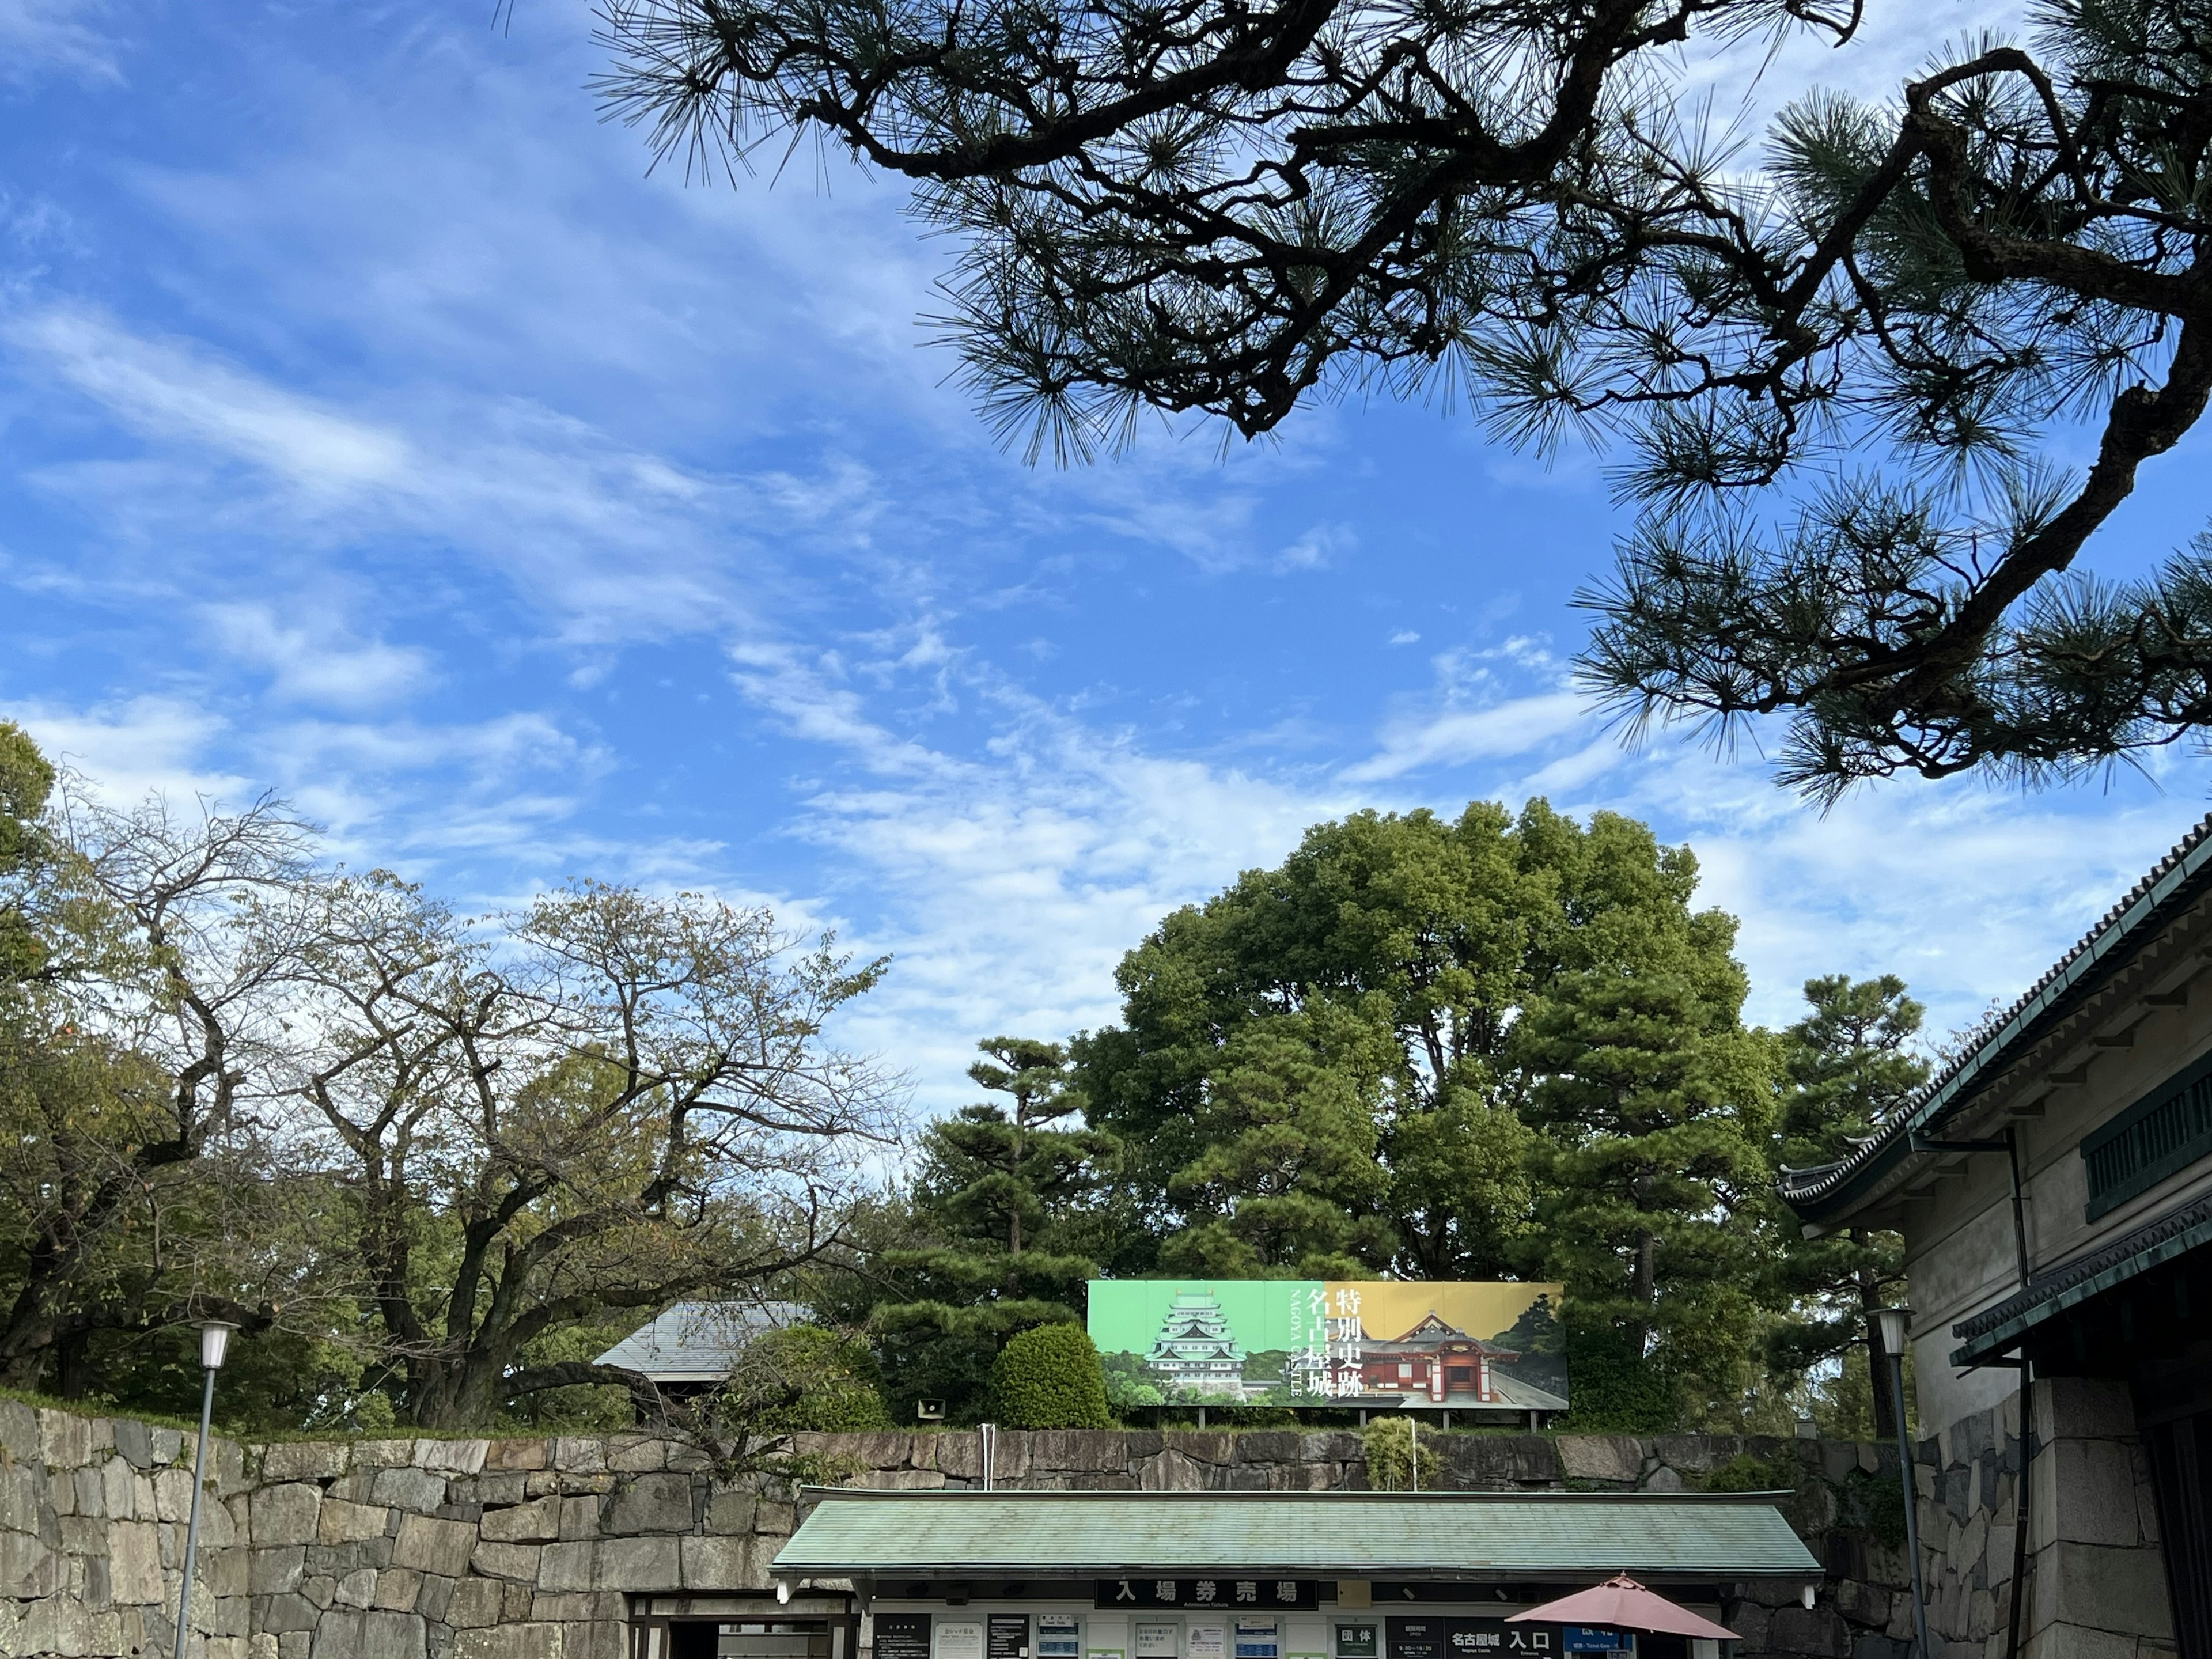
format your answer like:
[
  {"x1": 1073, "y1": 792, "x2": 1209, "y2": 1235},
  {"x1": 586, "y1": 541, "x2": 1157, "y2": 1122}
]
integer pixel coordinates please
[{"x1": 765, "y1": 1490, "x2": 1815, "y2": 1659}]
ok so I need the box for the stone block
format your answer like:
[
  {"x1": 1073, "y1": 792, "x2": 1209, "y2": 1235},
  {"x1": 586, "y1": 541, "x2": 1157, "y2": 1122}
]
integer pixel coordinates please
[
  {"x1": 553, "y1": 1438, "x2": 608, "y2": 1474},
  {"x1": 370, "y1": 1467, "x2": 448, "y2": 1514},
  {"x1": 414, "y1": 1439, "x2": 488, "y2": 1475},
  {"x1": 481, "y1": 1494, "x2": 562, "y2": 1542},
  {"x1": 415, "y1": 1570, "x2": 456, "y2": 1624},
  {"x1": 2045, "y1": 1438, "x2": 2141, "y2": 1547},
  {"x1": 210, "y1": 1544, "x2": 252, "y2": 1598},
  {"x1": 607, "y1": 1435, "x2": 669, "y2": 1473},
  {"x1": 445, "y1": 1577, "x2": 507, "y2": 1630},
  {"x1": 472, "y1": 1540, "x2": 543, "y2": 1581},
  {"x1": 1834, "y1": 1578, "x2": 1890, "y2": 1627},
  {"x1": 354, "y1": 1439, "x2": 416, "y2": 1468},
  {"x1": 374, "y1": 1567, "x2": 423, "y2": 1611},
  {"x1": 309, "y1": 1608, "x2": 427, "y2": 1659},
  {"x1": 2024, "y1": 1624, "x2": 2136, "y2": 1659},
  {"x1": 2036, "y1": 1377, "x2": 2139, "y2": 1442},
  {"x1": 336, "y1": 1567, "x2": 380, "y2": 1607},
  {"x1": 706, "y1": 1488, "x2": 758, "y2": 1535},
  {"x1": 254, "y1": 1547, "x2": 307, "y2": 1595},
  {"x1": 2042, "y1": 1540, "x2": 2176, "y2": 1638},
  {"x1": 253, "y1": 1484, "x2": 325, "y2": 1547},
  {"x1": 0, "y1": 1456, "x2": 47, "y2": 1533},
  {"x1": 109, "y1": 1520, "x2": 165, "y2": 1603},
  {"x1": 605, "y1": 1471, "x2": 695, "y2": 1533},
  {"x1": 39, "y1": 1406, "x2": 94, "y2": 1469},
  {"x1": 680, "y1": 1535, "x2": 754, "y2": 1590},
  {"x1": 264, "y1": 1442, "x2": 351, "y2": 1482},
  {"x1": 1768, "y1": 1607, "x2": 1849, "y2": 1657},
  {"x1": 1555, "y1": 1436, "x2": 1641, "y2": 1484},
  {"x1": 260, "y1": 1593, "x2": 321, "y2": 1634},
  {"x1": 150, "y1": 1426, "x2": 184, "y2": 1463},
  {"x1": 392, "y1": 1513, "x2": 476, "y2": 1577},
  {"x1": 484, "y1": 1439, "x2": 549, "y2": 1472},
  {"x1": 539, "y1": 1540, "x2": 598, "y2": 1592},
  {"x1": 0, "y1": 1397, "x2": 43, "y2": 1461},
  {"x1": 1452, "y1": 1436, "x2": 1561, "y2": 1488},
  {"x1": 320, "y1": 1499, "x2": 391, "y2": 1546},
  {"x1": 453, "y1": 1622, "x2": 564, "y2": 1659},
  {"x1": 560, "y1": 1495, "x2": 605, "y2": 1540},
  {"x1": 282, "y1": 1634, "x2": 313, "y2": 1659},
  {"x1": 532, "y1": 1592, "x2": 623, "y2": 1622},
  {"x1": 567, "y1": 1622, "x2": 627, "y2": 1659},
  {"x1": 156, "y1": 1465, "x2": 198, "y2": 1522},
  {"x1": 595, "y1": 1534, "x2": 680, "y2": 1590},
  {"x1": 102, "y1": 1455, "x2": 137, "y2": 1519},
  {"x1": 0, "y1": 1525, "x2": 59, "y2": 1599}
]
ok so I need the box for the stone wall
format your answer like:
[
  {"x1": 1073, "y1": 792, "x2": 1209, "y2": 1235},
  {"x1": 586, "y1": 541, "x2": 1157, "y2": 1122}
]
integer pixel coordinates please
[
  {"x1": 1, "y1": 1411, "x2": 1943, "y2": 1659},
  {"x1": 1904, "y1": 1374, "x2": 2182, "y2": 1658},
  {"x1": 0, "y1": 1397, "x2": 250, "y2": 1659}
]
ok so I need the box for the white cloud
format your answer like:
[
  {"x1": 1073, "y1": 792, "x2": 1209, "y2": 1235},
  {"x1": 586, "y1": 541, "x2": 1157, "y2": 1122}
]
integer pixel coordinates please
[
  {"x1": 1343, "y1": 690, "x2": 1596, "y2": 782},
  {"x1": 1388, "y1": 631, "x2": 1421, "y2": 646},
  {"x1": 0, "y1": 0, "x2": 123, "y2": 84},
  {"x1": 16, "y1": 308, "x2": 408, "y2": 490},
  {"x1": 203, "y1": 601, "x2": 433, "y2": 711},
  {"x1": 3, "y1": 695, "x2": 248, "y2": 807}
]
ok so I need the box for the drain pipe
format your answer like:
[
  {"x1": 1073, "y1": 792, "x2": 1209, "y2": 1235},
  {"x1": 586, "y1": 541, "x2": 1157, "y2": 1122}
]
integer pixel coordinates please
[
  {"x1": 1874, "y1": 1308, "x2": 1933, "y2": 1659},
  {"x1": 2005, "y1": 1358, "x2": 2035, "y2": 1659}
]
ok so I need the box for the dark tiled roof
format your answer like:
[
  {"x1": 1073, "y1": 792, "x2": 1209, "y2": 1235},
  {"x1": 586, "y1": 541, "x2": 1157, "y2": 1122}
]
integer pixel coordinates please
[
  {"x1": 1779, "y1": 812, "x2": 2212, "y2": 1223},
  {"x1": 1950, "y1": 1188, "x2": 2212, "y2": 1363}
]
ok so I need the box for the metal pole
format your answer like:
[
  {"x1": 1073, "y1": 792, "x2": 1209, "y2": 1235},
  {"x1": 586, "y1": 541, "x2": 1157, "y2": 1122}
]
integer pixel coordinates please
[
  {"x1": 173, "y1": 1363, "x2": 217, "y2": 1659},
  {"x1": 1409, "y1": 1416, "x2": 1418, "y2": 1494},
  {"x1": 1888, "y1": 1350, "x2": 1933, "y2": 1659}
]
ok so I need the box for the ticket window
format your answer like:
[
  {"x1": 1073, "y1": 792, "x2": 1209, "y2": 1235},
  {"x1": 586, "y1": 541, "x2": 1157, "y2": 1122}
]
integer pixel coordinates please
[{"x1": 669, "y1": 1620, "x2": 838, "y2": 1659}]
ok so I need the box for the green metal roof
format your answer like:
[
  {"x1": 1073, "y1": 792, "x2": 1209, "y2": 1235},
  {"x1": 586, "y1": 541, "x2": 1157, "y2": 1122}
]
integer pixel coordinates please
[{"x1": 771, "y1": 1489, "x2": 1819, "y2": 1586}]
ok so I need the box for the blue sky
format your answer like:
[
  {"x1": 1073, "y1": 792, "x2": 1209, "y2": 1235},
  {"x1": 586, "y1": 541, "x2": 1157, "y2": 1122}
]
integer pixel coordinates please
[{"x1": 3, "y1": 0, "x2": 2207, "y2": 1112}]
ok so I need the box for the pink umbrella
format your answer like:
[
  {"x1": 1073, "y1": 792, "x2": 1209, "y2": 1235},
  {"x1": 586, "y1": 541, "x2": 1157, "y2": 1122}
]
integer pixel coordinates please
[{"x1": 1505, "y1": 1575, "x2": 1739, "y2": 1641}]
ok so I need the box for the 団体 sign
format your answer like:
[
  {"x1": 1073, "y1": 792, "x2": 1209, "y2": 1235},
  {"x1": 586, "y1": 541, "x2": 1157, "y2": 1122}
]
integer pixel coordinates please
[{"x1": 1085, "y1": 1281, "x2": 1567, "y2": 1409}]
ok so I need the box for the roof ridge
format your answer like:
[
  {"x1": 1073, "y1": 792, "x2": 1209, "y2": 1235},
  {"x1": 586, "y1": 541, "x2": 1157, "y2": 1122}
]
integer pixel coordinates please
[{"x1": 1780, "y1": 809, "x2": 2212, "y2": 1214}]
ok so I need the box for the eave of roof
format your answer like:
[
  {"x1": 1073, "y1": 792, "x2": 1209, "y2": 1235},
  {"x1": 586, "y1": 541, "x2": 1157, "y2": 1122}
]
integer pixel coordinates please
[
  {"x1": 1779, "y1": 812, "x2": 2212, "y2": 1228},
  {"x1": 768, "y1": 1488, "x2": 1821, "y2": 1585}
]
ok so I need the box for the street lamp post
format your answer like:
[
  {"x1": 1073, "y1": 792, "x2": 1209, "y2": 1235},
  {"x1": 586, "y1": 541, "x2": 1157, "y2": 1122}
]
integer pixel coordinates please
[
  {"x1": 1873, "y1": 1307, "x2": 1932, "y2": 1659},
  {"x1": 173, "y1": 1320, "x2": 238, "y2": 1659}
]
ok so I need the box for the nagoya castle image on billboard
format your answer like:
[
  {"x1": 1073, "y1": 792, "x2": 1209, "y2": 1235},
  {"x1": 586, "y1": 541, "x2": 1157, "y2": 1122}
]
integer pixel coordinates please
[{"x1": 1088, "y1": 1281, "x2": 1569, "y2": 1412}]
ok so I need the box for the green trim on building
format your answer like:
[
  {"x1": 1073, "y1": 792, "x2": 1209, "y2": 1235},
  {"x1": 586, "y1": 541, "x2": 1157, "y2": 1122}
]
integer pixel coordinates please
[{"x1": 770, "y1": 1488, "x2": 1820, "y2": 1586}]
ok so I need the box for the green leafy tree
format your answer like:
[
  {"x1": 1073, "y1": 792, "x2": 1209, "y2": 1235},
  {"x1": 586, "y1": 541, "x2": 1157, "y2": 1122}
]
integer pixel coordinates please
[
  {"x1": 1160, "y1": 1013, "x2": 1397, "y2": 1278},
  {"x1": 868, "y1": 1039, "x2": 1119, "y2": 1421},
  {"x1": 1075, "y1": 804, "x2": 1549, "y2": 1279},
  {"x1": 987, "y1": 1321, "x2": 1112, "y2": 1429},
  {"x1": 1767, "y1": 975, "x2": 1930, "y2": 1435},
  {"x1": 1512, "y1": 810, "x2": 1778, "y2": 1423},
  {"x1": 604, "y1": 0, "x2": 2212, "y2": 794}
]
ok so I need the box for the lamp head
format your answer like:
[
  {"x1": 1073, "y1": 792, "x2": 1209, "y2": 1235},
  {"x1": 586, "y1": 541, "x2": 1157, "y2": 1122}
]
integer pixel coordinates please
[
  {"x1": 198, "y1": 1320, "x2": 240, "y2": 1371},
  {"x1": 1872, "y1": 1306, "x2": 1912, "y2": 1357}
]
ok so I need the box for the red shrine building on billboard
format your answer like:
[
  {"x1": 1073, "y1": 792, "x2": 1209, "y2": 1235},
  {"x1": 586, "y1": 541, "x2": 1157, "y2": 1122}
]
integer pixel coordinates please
[{"x1": 1350, "y1": 1314, "x2": 1518, "y2": 1404}]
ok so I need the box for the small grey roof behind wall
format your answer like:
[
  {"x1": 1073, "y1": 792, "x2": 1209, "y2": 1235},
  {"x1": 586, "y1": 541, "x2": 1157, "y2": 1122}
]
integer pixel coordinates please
[{"x1": 593, "y1": 1300, "x2": 804, "y2": 1382}]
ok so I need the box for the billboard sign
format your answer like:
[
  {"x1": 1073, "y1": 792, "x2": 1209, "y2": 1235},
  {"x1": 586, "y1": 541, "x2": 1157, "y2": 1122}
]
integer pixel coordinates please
[{"x1": 1086, "y1": 1281, "x2": 1566, "y2": 1410}]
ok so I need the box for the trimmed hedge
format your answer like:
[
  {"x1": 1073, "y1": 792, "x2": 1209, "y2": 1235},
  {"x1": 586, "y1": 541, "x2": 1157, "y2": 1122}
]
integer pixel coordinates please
[{"x1": 987, "y1": 1323, "x2": 1113, "y2": 1429}]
